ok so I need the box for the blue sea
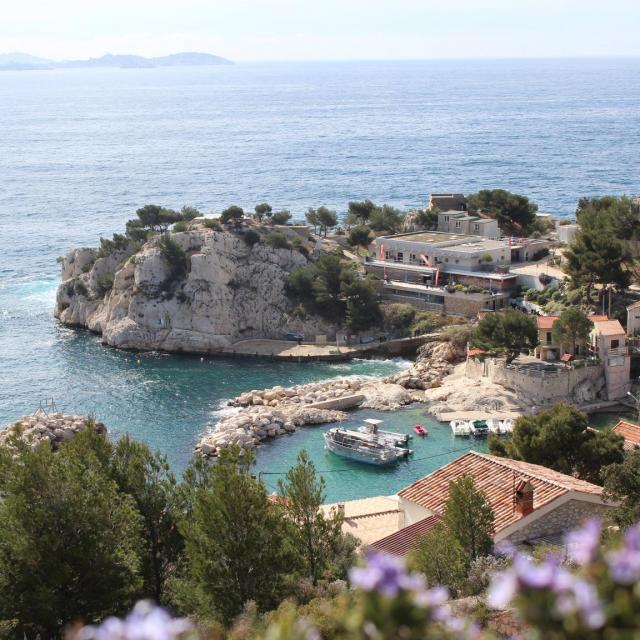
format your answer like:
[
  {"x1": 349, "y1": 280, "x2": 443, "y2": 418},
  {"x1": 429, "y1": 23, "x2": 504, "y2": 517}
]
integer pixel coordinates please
[{"x1": 1, "y1": 59, "x2": 638, "y2": 500}]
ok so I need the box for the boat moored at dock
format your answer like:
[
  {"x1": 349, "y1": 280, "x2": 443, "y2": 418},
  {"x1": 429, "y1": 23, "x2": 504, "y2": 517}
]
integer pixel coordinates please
[
  {"x1": 324, "y1": 427, "x2": 409, "y2": 465},
  {"x1": 357, "y1": 418, "x2": 411, "y2": 447}
]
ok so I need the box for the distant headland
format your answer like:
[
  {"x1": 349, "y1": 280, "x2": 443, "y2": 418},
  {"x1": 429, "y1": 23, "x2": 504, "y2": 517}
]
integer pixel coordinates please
[{"x1": 0, "y1": 51, "x2": 232, "y2": 71}]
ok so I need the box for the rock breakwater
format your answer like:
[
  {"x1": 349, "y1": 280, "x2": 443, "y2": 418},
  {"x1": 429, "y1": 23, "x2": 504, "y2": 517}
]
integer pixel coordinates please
[
  {"x1": 197, "y1": 375, "x2": 414, "y2": 457},
  {"x1": 0, "y1": 412, "x2": 107, "y2": 451}
]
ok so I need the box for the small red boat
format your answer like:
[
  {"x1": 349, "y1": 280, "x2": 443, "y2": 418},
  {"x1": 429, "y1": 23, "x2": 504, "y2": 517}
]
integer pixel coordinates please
[{"x1": 413, "y1": 424, "x2": 428, "y2": 437}]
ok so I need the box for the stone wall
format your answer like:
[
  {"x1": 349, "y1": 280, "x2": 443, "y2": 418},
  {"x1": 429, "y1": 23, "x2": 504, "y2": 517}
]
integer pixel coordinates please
[
  {"x1": 505, "y1": 499, "x2": 612, "y2": 544},
  {"x1": 465, "y1": 357, "x2": 606, "y2": 405}
]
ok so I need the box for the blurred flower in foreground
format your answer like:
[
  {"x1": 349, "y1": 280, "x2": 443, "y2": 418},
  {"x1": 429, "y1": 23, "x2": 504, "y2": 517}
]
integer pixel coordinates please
[{"x1": 76, "y1": 601, "x2": 193, "y2": 640}]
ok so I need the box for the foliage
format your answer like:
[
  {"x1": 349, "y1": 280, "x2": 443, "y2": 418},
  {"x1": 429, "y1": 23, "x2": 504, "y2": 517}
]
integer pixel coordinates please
[
  {"x1": 159, "y1": 234, "x2": 189, "y2": 287},
  {"x1": 369, "y1": 204, "x2": 403, "y2": 233},
  {"x1": 488, "y1": 403, "x2": 624, "y2": 484},
  {"x1": 290, "y1": 236, "x2": 309, "y2": 257},
  {"x1": 220, "y1": 205, "x2": 245, "y2": 225},
  {"x1": 254, "y1": 202, "x2": 272, "y2": 222},
  {"x1": 467, "y1": 189, "x2": 538, "y2": 234},
  {"x1": 266, "y1": 231, "x2": 292, "y2": 249},
  {"x1": 552, "y1": 307, "x2": 593, "y2": 354},
  {"x1": 241, "y1": 229, "x2": 261, "y2": 246},
  {"x1": 277, "y1": 450, "x2": 357, "y2": 585},
  {"x1": 470, "y1": 309, "x2": 538, "y2": 364},
  {"x1": 173, "y1": 220, "x2": 188, "y2": 233},
  {"x1": 271, "y1": 209, "x2": 292, "y2": 225},
  {"x1": 407, "y1": 522, "x2": 467, "y2": 596},
  {"x1": 136, "y1": 204, "x2": 182, "y2": 232},
  {"x1": 443, "y1": 475, "x2": 495, "y2": 569},
  {"x1": 74, "y1": 279, "x2": 89, "y2": 297},
  {"x1": 180, "y1": 205, "x2": 201, "y2": 221},
  {"x1": 0, "y1": 432, "x2": 144, "y2": 638},
  {"x1": 602, "y1": 450, "x2": 640, "y2": 528},
  {"x1": 383, "y1": 303, "x2": 416, "y2": 335},
  {"x1": 97, "y1": 233, "x2": 131, "y2": 258},
  {"x1": 414, "y1": 209, "x2": 439, "y2": 230},
  {"x1": 341, "y1": 275, "x2": 383, "y2": 332},
  {"x1": 347, "y1": 225, "x2": 372, "y2": 249},
  {"x1": 203, "y1": 218, "x2": 222, "y2": 231},
  {"x1": 177, "y1": 447, "x2": 294, "y2": 624},
  {"x1": 286, "y1": 255, "x2": 382, "y2": 327},
  {"x1": 98, "y1": 272, "x2": 115, "y2": 294},
  {"x1": 305, "y1": 207, "x2": 320, "y2": 234},
  {"x1": 317, "y1": 206, "x2": 338, "y2": 237},
  {"x1": 108, "y1": 435, "x2": 183, "y2": 605},
  {"x1": 347, "y1": 199, "x2": 376, "y2": 225}
]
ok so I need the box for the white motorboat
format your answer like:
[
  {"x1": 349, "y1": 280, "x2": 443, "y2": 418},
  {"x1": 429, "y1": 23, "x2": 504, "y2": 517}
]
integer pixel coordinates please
[
  {"x1": 357, "y1": 418, "x2": 410, "y2": 447},
  {"x1": 324, "y1": 427, "x2": 409, "y2": 465},
  {"x1": 450, "y1": 420, "x2": 472, "y2": 437},
  {"x1": 488, "y1": 418, "x2": 515, "y2": 436}
]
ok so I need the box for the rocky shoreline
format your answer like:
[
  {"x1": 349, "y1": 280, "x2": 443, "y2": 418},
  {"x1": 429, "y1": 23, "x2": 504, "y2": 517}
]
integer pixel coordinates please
[
  {"x1": 196, "y1": 334, "x2": 467, "y2": 457},
  {"x1": 0, "y1": 412, "x2": 107, "y2": 451}
]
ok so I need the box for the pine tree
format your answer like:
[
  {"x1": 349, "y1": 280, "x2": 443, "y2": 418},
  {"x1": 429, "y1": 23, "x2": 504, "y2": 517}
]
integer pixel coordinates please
[{"x1": 277, "y1": 450, "x2": 356, "y2": 585}]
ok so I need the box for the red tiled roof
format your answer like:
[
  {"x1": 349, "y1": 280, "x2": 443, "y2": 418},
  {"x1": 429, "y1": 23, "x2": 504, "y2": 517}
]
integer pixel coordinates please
[
  {"x1": 537, "y1": 316, "x2": 559, "y2": 330},
  {"x1": 588, "y1": 315, "x2": 609, "y2": 323},
  {"x1": 398, "y1": 451, "x2": 603, "y2": 534},
  {"x1": 467, "y1": 348, "x2": 485, "y2": 357},
  {"x1": 612, "y1": 420, "x2": 640, "y2": 450},
  {"x1": 369, "y1": 514, "x2": 442, "y2": 556},
  {"x1": 593, "y1": 319, "x2": 625, "y2": 337}
]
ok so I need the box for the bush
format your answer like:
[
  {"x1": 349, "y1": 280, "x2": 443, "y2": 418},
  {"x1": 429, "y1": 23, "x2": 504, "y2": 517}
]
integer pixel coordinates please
[
  {"x1": 97, "y1": 272, "x2": 114, "y2": 294},
  {"x1": 290, "y1": 236, "x2": 309, "y2": 258},
  {"x1": 172, "y1": 221, "x2": 188, "y2": 233},
  {"x1": 532, "y1": 247, "x2": 550, "y2": 261},
  {"x1": 203, "y1": 218, "x2": 222, "y2": 231},
  {"x1": 74, "y1": 280, "x2": 88, "y2": 297},
  {"x1": 266, "y1": 232, "x2": 291, "y2": 250},
  {"x1": 539, "y1": 273, "x2": 553, "y2": 286},
  {"x1": 159, "y1": 234, "x2": 188, "y2": 287},
  {"x1": 97, "y1": 233, "x2": 130, "y2": 258},
  {"x1": 383, "y1": 304, "x2": 416, "y2": 335},
  {"x1": 241, "y1": 229, "x2": 261, "y2": 247},
  {"x1": 271, "y1": 210, "x2": 292, "y2": 225}
]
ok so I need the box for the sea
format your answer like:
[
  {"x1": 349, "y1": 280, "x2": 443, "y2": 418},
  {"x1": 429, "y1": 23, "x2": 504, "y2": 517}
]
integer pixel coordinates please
[{"x1": 1, "y1": 58, "x2": 638, "y2": 501}]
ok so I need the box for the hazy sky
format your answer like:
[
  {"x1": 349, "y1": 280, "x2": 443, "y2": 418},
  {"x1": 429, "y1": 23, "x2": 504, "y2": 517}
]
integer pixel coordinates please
[{"x1": 3, "y1": 0, "x2": 640, "y2": 61}]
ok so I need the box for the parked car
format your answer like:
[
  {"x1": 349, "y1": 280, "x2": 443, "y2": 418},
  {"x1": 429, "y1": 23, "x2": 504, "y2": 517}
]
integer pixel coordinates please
[{"x1": 285, "y1": 332, "x2": 304, "y2": 342}]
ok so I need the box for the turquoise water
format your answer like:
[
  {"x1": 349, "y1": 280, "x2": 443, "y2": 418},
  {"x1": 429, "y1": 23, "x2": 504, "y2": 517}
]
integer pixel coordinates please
[{"x1": 1, "y1": 59, "x2": 638, "y2": 499}]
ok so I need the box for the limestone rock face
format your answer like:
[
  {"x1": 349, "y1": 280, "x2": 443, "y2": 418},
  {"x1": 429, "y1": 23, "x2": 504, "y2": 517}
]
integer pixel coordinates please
[{"x1": 55, "y1": 227, "x2": 334, "y2": 353}]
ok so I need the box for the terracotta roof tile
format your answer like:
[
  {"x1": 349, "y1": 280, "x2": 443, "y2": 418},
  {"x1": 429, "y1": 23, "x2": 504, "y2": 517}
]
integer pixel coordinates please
[
  {"x1": 369, "y1": 514, "x2": 442, "y2": 556},
  {"x1": 612, "y1": 420, "x2": 640, "y2": 450},
  {"x1": 537, "y1": 316, "x2": 559, "y2": 330},
  {"x1": 397, "y1": 451, "x2": 603, "y2": 534},
  {"x1": 588, "y1": 315, "x2": 610, "y2": 323},
  {"x1": 593, "y1": 319, "x2": 625, "y2": 337}
]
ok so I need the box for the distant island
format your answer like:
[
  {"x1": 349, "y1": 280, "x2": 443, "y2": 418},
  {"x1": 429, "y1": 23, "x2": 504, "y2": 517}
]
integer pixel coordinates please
[{"x1": 0, "y1": 51, "x2": 232, "y2": 71}]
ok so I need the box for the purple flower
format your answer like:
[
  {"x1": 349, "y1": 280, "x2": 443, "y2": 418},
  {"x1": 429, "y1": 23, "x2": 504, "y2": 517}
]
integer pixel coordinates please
[
  {"x1": 494, "y1": 540, "x2": 516, "y2": 558},
  {"x1": 606, "y1": 547, "x2": 640, "y2": 585},
  {"x1": 571, "y1": 580, "x2": 605, "y2": 629},
  {"x1": 415, "y1": 585, "x2": 449, "y2": 608},
  {"x1": 349, "y1": 552, "x2": 412, "y2": 597},
  {"x1": 487, "y1": 569, "x2": 518, "y2": 609},
  {"x1": 513, "y1": 554, "x2": 558, "y2": 589},
  {"x1": 565, "y1": 519, "x2": 601, "y2": 566},
  {"x1": 624, "y1": 523, "x2": 640, "y2": 551},
  {"x1": 79, "y1": 601, "x2": 192, "y2": 640}
]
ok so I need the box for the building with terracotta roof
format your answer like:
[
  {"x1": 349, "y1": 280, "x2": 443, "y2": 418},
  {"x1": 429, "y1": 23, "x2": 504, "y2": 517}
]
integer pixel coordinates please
[
  {"x1": 612, "y1": 420, "x2": 640, "y2": 451},
  {"x1": 589, "y1": 317, "x2": 630, "y2": 400},
  {"x1": 369, "y1": 451, "x2": 614, "y2": 556}
]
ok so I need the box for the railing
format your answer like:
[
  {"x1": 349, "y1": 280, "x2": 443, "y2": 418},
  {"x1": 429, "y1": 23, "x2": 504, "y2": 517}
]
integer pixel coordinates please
[{"x1": 607, "y1": 347, "x2": 629, "y2": 357}]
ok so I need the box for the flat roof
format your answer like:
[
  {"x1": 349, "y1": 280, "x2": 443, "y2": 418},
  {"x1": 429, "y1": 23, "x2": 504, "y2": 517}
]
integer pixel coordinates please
[{"x1": 377, "y1": 231, "x2": 508, "y2": 252}]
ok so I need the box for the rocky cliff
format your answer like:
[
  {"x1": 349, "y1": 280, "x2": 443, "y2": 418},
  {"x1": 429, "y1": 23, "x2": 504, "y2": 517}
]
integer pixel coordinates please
[{"x1": 55, "y1": 225, "x2": 333, "y2": 352}]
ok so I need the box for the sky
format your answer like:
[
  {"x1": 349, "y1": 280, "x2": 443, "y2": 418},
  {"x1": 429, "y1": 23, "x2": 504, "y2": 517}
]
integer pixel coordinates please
[{"x1": 2, "y1": 0, "x2": 640, "y2": 62}]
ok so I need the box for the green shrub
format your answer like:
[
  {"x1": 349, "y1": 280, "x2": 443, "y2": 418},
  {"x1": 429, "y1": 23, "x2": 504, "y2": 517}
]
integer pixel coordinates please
[
  {"x1": 203, "y1": 218, "x2": 222, "y2": 231},
  {"x1": 271, "y1": 210, "x2": 292, "y2": 225},
  {"x1": 172, "y1": 220, "x2": 188, "y2": 233},
  {"x1": 290, "y1": 236, "x2": 309, "y2": 257},
  {"x1": 97, "y1": 233, "x2": 130, "y2": 258},
  {"x1": 241, "y1": 229, "x2": 261, "y2": 246},
  {"x1": 97, "y1": 273, "x2": 114, "y2": 294},
  {"x1": 383, "y1": 304, "x2": 416, "y2": 335},
  {"x1": 266, "y1": 232, "x2": 291, "y2": 250},
  {"x1": 74, "y1": 280, "x2": 88, "y2": 297},
  {"x1": 159, "y1": 234, "x2": 188, "y2": 287}
]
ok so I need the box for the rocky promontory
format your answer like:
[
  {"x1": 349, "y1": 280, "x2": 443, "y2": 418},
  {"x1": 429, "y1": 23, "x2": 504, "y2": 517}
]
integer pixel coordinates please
[
  {"x1": 55, "y1": 222, "x2": 334, "y2": 353},
  {"x1": 0, "y1": 412, "x2": 107, "y2": 451}
]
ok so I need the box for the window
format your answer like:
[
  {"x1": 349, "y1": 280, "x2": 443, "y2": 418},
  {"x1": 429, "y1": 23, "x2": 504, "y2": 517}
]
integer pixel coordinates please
[
  {"x1": 546, "y1": 332, "x2": 552, "y2": 345},
  {"x1": 608, "y1": 356, "x2": 625, "y2": 367},
  {"x1": 444, "y1": 215, "x2": 449, "y2": 222},
  {"x1": 455, "y1": 221, "x2": 461, "y2": 229},
  {"x1": 473, "y1": 224, "x2": 479, "y2": 231},
  {"x1": 445, "y1": 257, "x2": 449, "y2": 262},
  {"x1": 611, "y1": 339, "x2": 620, "y2": 349},
  {"x1": 396, "y1": 252, "x2": 404, "y2": 262},
  {"x1": 455, "y1": 259, "x2": 459, "y2": 264}
]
